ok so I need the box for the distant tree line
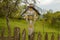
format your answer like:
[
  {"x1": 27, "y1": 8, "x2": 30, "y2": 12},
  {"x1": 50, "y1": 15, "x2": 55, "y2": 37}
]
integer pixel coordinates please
[{"x1": 41, "y1": 11, "x2": 60, "y2": 30}]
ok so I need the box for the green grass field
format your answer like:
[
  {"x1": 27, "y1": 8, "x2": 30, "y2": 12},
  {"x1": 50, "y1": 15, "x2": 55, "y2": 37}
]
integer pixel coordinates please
[{"x1": 0, "y1": 18, "x2": 60, "y2": 40}]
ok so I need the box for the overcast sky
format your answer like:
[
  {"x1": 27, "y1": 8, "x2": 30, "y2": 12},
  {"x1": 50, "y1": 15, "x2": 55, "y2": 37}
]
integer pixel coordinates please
[{"x1": 36, "y1": 0, "x2": 60, "y2": 12}]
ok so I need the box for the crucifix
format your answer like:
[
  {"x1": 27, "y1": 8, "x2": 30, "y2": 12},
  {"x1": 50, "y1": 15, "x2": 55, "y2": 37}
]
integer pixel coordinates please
[{"x1": 21, "y1": 0, "x2": 40, "y2": 37}]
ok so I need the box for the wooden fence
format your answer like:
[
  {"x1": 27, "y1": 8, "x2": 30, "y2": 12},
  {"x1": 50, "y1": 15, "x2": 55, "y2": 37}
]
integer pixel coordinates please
[{"x1": 0, "y1": 27, "x2": 60, "y2": 40}]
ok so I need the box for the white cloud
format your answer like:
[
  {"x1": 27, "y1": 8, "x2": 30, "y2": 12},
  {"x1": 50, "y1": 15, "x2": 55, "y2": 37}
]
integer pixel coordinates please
[
  {"x1": 54, "y1": 0, "x2": 60, "y2": 3},
  {"x1": 37, "y1": 0, "x2": 60, "y2": 5},
  {"x1": 36, "y1": 0, "x2": 54, "y2": 5},
  {"x1": 37, "y1": 0, "x2": 60, "y2": 11}
]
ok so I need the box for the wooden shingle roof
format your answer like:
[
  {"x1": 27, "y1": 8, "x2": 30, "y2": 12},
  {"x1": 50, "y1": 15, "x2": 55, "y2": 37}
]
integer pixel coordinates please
[{"x1": 21, "y1": 4, "x2": 40, "y2": 16}]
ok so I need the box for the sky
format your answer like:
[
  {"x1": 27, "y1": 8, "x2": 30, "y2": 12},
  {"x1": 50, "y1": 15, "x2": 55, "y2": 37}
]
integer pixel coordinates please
[
  {"x1": 36, "y1": 0, "x2": 60, "y2": 12},
  {"x1": 21, "y1": 0, "x2": 60, "y2": 12}
]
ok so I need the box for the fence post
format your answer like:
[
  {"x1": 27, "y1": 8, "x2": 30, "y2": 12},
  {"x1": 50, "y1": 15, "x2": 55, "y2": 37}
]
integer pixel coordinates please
[
  {"x1": 51, "y1": 33, "x2": 54, "y2": 40},
  {"x1": 1, "y1": 27, "x2": 5, "y2": 40},
  {"x1": 14, "y1": 27, "x2": 20, "y2": 40},
  {"x1": 45, "y1": 32, "x2": 48, "y2": 40},
  {"x1": 37, "y1": 32, "x2": 42, "y2": 40},
  {"x1": 28, "y1": 32, "x2": 35, "y2": 40},
  {"x1": 58, "y1": 34, "x2": 60, "y2": 40},
  {"x1": 22, "y1": 29, "x2": 26, "y2": 40}
]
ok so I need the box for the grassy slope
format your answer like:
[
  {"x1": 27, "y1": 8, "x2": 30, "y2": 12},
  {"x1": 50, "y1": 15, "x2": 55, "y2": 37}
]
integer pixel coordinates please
[{"x1": 0, "y1": 18, "x2": 60, "y2": 40}]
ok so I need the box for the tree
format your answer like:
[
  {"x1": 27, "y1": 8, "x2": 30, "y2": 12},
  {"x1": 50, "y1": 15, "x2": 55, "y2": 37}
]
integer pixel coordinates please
[
  {"x1": 0, "y1": 0, "x2": 21, "y2": 40},
  {"x1": 0, "y1": 0, "x2": 21, "y2": 17},
  {"x1": 42, "y1": 11, "x2": 60, "y2": 30}
]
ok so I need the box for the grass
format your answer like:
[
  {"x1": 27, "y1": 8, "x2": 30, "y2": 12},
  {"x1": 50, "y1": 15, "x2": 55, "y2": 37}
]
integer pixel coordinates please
[{"x1": 0, "y1": 18, "x2": 60, "y2": 40}]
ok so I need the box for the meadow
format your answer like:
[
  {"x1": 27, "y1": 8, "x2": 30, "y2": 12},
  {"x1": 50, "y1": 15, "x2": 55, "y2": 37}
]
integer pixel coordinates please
[{"x1": 0, "y1": 18, "x2": 60, "y2": 40}]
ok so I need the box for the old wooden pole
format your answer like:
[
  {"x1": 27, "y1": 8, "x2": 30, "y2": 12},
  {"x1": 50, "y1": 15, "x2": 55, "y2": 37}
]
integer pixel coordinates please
[
  {"x1": 14, "y1": 27, "x2": 20, "y2": 40},
  {"x1": 45, "y1": 32, "x2": 48, "y2": 40},
  {"x1": 37, "y1": 32, "x2": 42, "y2": 40},
  {"x1": 51, "y1": 33, "x2": 54, "y2": 40},
  {"x1": 1, "y1": 27, "x2": 5, "y2": 40},
  {"x1": 22, "y1": 29, "x2": 26, "y2": 40},
  {"x1": 58, "y1": 34, "x2": 60, "y2": 40},
  {"x1": 28, "y1": 32, "x2": 35, "y2": 40}
]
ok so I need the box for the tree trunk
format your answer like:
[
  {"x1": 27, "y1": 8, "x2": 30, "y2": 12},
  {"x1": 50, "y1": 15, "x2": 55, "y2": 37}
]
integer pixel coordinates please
[{"x1": 6, "y1": 13, "x2": 11, "y2": 40}]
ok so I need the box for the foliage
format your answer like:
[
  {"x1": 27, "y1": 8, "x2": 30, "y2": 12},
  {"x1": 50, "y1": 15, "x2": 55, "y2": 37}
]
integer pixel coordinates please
[
  {"x1": 0, "y1": 0, "x2": 21, "y2": 18},
  {"x1": 42, "y1": 11, "x2": 60, "y2": 30}
]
